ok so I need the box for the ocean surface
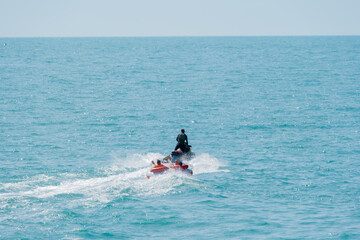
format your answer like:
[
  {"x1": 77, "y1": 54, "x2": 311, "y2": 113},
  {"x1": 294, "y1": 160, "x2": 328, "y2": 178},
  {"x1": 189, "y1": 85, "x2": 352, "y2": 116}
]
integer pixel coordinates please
[{"x1": 0, "y1": 36, "x2": 359, "y2": 239}]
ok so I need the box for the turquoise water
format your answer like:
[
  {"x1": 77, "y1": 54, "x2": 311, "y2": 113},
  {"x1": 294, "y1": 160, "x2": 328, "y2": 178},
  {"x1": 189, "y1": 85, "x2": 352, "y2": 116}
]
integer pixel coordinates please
[{"x1": 1, "y1": 37, "x2": 359, "y2": 239}]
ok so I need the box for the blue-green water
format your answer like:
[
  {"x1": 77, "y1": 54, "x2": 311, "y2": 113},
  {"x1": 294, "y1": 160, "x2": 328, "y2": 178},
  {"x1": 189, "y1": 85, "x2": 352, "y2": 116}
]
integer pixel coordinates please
[{"x1": 1, "y1": 37, "x2": 359, "y2": 239}]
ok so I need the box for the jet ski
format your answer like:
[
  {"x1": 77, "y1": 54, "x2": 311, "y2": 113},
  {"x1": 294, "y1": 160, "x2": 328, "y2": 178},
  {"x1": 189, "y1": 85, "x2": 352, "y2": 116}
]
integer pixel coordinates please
[{"x1": 163, "y1": 145, "x2": 195, "y2": 164}]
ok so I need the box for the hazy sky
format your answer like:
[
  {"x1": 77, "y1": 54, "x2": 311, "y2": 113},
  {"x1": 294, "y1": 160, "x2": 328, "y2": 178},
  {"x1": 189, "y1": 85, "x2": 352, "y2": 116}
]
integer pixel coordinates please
[{"x1": 0, "y1": 0, "x2": 359, "y2": 37}]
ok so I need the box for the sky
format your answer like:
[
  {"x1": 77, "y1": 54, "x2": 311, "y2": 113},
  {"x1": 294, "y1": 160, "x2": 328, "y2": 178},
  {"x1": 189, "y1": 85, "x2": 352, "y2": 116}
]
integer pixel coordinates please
[{"x1": 0, "y1": 0, "x2": 359, "y2": 37}]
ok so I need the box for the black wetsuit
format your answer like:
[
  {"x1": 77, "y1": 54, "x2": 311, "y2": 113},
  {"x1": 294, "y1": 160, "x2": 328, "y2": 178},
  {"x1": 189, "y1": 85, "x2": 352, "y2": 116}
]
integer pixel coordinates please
[{"x1": 174, "y1": 133, "x2": 188, "y2": 152}]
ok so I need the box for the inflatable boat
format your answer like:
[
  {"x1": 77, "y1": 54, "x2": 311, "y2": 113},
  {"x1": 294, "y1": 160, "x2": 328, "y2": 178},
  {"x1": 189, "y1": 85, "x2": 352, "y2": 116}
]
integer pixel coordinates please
[
  {"x1": 150, "y1": 165, "x2": 169, "y2": 174},
  {"x1": 173, "y1": 164, "x2": 193, "y2": 175},
  {"x1": 146, "y1": 159, "x2": 193, "y2": 179}
]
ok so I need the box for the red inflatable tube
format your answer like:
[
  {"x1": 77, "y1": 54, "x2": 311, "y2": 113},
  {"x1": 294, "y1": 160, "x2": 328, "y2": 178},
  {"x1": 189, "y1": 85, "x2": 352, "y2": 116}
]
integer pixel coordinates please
[{"x1": 150, "y1": 165, "x2": 169, "y2": 174}]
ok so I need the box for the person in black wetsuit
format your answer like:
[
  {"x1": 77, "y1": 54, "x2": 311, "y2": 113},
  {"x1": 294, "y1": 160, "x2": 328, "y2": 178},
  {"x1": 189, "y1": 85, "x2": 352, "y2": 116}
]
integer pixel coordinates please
[{"x1": 174, "y1": 129, "x2": 189, "y2": 152}]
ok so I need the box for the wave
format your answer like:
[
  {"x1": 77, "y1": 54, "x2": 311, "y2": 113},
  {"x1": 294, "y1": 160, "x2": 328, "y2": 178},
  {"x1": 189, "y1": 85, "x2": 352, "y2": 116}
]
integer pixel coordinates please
[
  {"x1": 0, "y1": 152, "x2": 225, "y2": 205},
  {"x1": 190, "y1": 153, "x2": 228, "y2": 174}
]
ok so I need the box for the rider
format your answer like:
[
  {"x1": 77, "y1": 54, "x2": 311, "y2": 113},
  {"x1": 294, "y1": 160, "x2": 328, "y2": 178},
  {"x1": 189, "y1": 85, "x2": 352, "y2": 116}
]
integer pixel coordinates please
[
  {"x1": 178, "y1": 161, "x2": 189, "y2": 170},
  {"x1": 174, "y1": 129, "x2": 188, "y2": 152},
  {"x1": 152, "y1": 159, "x2": 165, "y2": 168}
]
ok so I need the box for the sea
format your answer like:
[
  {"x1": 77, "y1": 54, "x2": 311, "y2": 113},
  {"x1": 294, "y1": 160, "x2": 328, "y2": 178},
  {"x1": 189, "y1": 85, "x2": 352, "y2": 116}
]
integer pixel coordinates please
[{"x1": 0, "y1": 36, "x2": 359, "y2": 239}]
